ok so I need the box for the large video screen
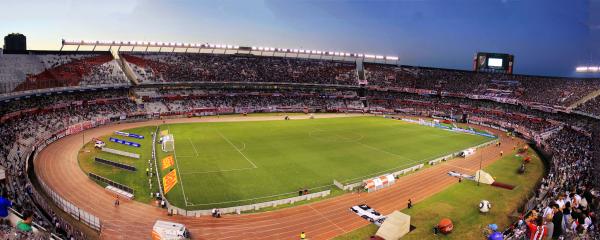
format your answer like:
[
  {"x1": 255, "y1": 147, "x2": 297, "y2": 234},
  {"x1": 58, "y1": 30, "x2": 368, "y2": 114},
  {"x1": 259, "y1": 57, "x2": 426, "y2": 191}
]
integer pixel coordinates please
[
  {"x1": 474, "y1": 52, "x2": 514, "y2": 74},
  {"x1": 488, "y1": 58, "x2": 503, "y2": 67}
]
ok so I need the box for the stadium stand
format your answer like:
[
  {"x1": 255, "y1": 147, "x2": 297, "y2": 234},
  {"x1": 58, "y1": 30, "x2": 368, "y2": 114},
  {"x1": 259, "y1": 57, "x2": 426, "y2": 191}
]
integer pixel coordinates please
[
  {"x1": 0, "y1": 51, "x2": 128, "y2": 94},
  {"x1": 121, "y1": 52, "x2": 357, "y2": 85},
  {"x1": 575, "y1": 94, "x2": 600, "y2": 117},
  {"x1": 364, "y1": 63, "x2": 600, "y2": 108},
  {"x1": 0, "y1": 52, "x2": 599, "y2": 239}
]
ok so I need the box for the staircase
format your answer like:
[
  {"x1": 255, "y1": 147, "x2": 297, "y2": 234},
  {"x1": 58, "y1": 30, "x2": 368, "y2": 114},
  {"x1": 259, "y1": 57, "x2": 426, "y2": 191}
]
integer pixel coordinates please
[
  {"x1": 568, "y1": 88, "x2": 600, "y2": 110},
  {"x1": 112, "y1": 50, "x2": 140, "y2": 85}
]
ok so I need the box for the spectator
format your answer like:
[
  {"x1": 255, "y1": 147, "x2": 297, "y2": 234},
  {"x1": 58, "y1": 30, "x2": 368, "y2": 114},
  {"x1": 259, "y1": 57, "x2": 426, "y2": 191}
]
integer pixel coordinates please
[
  {"x1": 526, "y1": 215, "x2": 547, "y2": 240},
  {"x1": 0, "y1": 194, "x2": 12, "y2": 224},
  {"x1": 16, "y1": 210, "x2": 33, "y2": 232}
]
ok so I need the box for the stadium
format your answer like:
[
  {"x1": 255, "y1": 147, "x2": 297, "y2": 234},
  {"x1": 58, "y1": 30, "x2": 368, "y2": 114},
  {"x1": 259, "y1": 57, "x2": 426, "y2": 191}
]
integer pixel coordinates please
[{"x1": 1, "y1": 2, "x2": 600, "y2": 240}]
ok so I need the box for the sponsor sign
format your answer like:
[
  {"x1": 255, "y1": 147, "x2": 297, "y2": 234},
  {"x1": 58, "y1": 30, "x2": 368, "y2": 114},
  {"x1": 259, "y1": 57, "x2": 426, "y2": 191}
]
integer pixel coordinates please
[
  {"x1": 109, "y1": 137, "x2": 141, "y2": 148},
  {"x1": 161, "y1": 155, "x2": 174, "y2": 170},
  {"x1": 163, "y1": 169, "x2": 178, "y2": 194},
  {"x1": 115, "y1": 131, "x2": 145, "y2": 139}
]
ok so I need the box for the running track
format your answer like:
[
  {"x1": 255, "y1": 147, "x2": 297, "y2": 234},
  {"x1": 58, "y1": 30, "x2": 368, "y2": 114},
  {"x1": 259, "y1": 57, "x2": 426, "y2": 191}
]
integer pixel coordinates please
[{"x1": 33, "y1": 114, "x2": 520, "y2": 239}]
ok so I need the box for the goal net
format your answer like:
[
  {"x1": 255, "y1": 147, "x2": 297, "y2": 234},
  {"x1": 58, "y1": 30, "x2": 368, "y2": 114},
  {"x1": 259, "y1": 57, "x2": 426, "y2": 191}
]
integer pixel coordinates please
[{"x1": 162, "y1": 134, "x2": 174, "y2": 152}]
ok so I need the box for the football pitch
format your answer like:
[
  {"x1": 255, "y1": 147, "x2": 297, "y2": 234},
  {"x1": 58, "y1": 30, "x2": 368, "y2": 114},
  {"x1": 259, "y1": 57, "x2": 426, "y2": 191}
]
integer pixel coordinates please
[{"x1": 155, "y1": 116, "x2": 492, "y2": 209}]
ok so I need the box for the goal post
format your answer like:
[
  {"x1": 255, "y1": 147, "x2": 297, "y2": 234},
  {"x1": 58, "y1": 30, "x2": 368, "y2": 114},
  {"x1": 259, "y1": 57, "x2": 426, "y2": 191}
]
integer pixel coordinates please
[{"x1": 162, "y1": 134, "x2": 175, "y2": 152}]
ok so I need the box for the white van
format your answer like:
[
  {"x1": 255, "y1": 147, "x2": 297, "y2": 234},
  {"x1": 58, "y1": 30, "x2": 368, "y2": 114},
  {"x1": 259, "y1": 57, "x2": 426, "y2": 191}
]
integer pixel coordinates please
[
  {"x1": 151, "y1": 220, "x2": 190, "y2": 240},
  {"x1": 94, "y1": 140, "x2": 106, "y2": 149}
]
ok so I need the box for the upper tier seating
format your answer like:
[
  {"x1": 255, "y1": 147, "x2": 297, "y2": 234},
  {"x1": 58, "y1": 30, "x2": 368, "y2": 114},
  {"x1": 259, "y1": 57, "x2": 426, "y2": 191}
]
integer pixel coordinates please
[
  {"x1": 0, "y1": 52, "x2": 128, "y2": 94},
  {"x1": 364, "y1": 63, "x2": 600, "y2": 108},
  {"x1": 121, "y1": 52, "x2": 357, "y2": 85}
]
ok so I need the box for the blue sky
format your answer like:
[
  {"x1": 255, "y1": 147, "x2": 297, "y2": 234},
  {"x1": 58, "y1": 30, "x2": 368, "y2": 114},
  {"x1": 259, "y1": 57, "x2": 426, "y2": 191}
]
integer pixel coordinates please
[{"x1": 1, "y1": 0, "x2": 599, "y2": 77}]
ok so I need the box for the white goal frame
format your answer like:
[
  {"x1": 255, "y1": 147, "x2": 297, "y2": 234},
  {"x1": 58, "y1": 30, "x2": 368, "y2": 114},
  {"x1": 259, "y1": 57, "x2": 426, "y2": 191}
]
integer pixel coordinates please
[{"x1": 162, "y1": 134, "x2": 174, "y2": 152}]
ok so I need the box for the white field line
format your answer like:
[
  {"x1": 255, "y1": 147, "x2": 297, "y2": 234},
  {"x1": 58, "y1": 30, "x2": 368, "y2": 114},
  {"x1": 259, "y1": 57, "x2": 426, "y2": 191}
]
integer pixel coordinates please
[
  {"x1": 188, "y1": 137, "x2": 199, "y2": 156},
  {"x1": 180, "y1": 167, "x2": 256, "y2": 175},
  {"x1": 167, "y1": 125, "x2": 190, "y2": 205},
  {"x1": 354, "y1": 141, "x2": 415, "y2": 161},
  {"x1": 216, "y1": 130, "x2": 258, "y2": 169}
]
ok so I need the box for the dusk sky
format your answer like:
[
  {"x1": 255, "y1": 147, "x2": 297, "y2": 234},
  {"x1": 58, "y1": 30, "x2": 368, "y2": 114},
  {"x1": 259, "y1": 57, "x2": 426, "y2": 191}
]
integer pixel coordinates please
[{"x1": 2, "y1": 0, "x2": 599, "y2": 77}]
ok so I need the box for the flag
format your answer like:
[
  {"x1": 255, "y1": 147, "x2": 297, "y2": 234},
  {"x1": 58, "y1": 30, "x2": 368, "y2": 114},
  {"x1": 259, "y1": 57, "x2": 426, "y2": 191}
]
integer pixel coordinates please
[
  {"x1": 163, "y1": 169, "x2": 178, "y2": 194},
  {"x1": 161, "y1": 155, "x2": 174, "y2": 170}
]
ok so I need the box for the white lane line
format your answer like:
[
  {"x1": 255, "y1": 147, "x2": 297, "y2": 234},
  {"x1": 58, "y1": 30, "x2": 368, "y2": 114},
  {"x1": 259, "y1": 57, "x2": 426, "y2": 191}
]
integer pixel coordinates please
[
  {"x1": 308, "y1": 205, "x2": 346, "y2": 233},
  {"x1": 446, "y1": 164, "x2": 477, "y2": 172},
  {"x1": 216, "y1": 130, "x2": 258, "y2": 169}
]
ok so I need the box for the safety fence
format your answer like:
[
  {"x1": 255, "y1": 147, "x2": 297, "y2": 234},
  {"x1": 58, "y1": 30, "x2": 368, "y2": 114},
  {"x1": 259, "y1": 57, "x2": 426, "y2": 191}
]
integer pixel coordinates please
[
  {"x1": 427, "y1": 139, "x2": 499, "y2": 166},
  {"x1": 36, "y1": 175, "x2": 101, "y2": 231},
  {"x1": 151, "y1": 126, "x2": 172, "y2": 209},
  {"x1": 333, "y1": 163, "x2": 425, "y2": 191},
  {"x1": 167, "y1": 190, "x2": 331, "y2": 217},
  {"x1": 88, "y1": 172, "x2": 135, "y2": 194}
]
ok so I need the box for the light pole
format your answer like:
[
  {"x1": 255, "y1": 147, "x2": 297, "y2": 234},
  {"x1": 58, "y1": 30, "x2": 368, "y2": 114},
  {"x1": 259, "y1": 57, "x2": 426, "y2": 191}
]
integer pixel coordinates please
[{"x1": 477, "y1": 151, "x2": 483, "y2": 186}]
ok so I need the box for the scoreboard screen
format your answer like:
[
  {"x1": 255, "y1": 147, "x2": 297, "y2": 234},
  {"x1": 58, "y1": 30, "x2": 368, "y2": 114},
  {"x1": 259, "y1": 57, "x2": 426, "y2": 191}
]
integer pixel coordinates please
[{"x1": 473, "y1": 52, "x2": 514, "y2": 74}]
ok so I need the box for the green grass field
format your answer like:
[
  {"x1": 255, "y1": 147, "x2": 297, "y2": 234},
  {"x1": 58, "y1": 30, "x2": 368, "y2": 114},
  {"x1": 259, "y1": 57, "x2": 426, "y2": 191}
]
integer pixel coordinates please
[
  {"x1": 78, "y1": 126, "x2": 160, "y2": 204},
  {"x1": 334, "y1": 148, "x2": 545, "y2": 240},
  {"x1": 152, "y1": 116, "x2": 492, "y2": 209}
]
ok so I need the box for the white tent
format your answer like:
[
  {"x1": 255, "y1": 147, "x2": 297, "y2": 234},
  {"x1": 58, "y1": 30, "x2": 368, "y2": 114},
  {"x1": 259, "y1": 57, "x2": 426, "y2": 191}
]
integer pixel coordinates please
[
  {"x1": 375, "y1": 211, "x2": 411, "y2": 240},
  {"x1": 474, "y1": 170, "x2": 495, "y2": 185}
]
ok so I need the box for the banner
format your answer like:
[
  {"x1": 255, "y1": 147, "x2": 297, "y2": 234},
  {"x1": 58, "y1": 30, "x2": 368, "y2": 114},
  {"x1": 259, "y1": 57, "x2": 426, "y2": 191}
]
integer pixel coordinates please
[
  {"x1": 115, "y1": 131, "x2": 145, "y2": 139},
  {"x1": 109, "y1": 137, "x2": 141, "y2": 147},
  {"x1": 161, "y1": 155, "x2": 174, "y2": 170},
  {"x1": 163, "y1": 169, "x2": 178, "y2": 194}
]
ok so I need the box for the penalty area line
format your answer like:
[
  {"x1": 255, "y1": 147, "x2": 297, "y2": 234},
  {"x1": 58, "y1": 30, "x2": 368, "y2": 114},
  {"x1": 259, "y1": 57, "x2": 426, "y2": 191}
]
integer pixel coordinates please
[
  {"x1": 187, "y1": 137, "x2": 200, "y2": 156},
  {"x1": 216, "y1": 130, "x2": 258, "y2": 169}
]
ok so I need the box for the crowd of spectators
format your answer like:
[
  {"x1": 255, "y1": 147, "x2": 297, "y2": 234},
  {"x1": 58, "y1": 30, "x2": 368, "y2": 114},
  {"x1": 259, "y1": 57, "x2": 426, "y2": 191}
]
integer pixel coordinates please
[
  {"x1": 364, "y1": 63, "x2": 600, "y2": 108},
  {"x1": 367, "y1": 91, "x2": 556, "y2": 133},
  {"x1": 575, "y1": 94, "x2": 600, "y2": 117},
  {"x1": 121, "y1": 52, "x2": 357, "y2": 85},
  {"x1": 0, "y1": 52, "x2": 129, "y2": 94},
  {"x1": 507, "y1": 127, "x2": 599, "y2": 239}
]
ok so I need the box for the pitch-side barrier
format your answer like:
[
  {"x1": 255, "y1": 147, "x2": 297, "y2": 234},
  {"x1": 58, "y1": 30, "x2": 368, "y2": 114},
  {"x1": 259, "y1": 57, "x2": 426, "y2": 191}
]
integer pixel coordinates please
[{"x1": 167, "y1": 190, "x2": 331, "y2": 217}]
